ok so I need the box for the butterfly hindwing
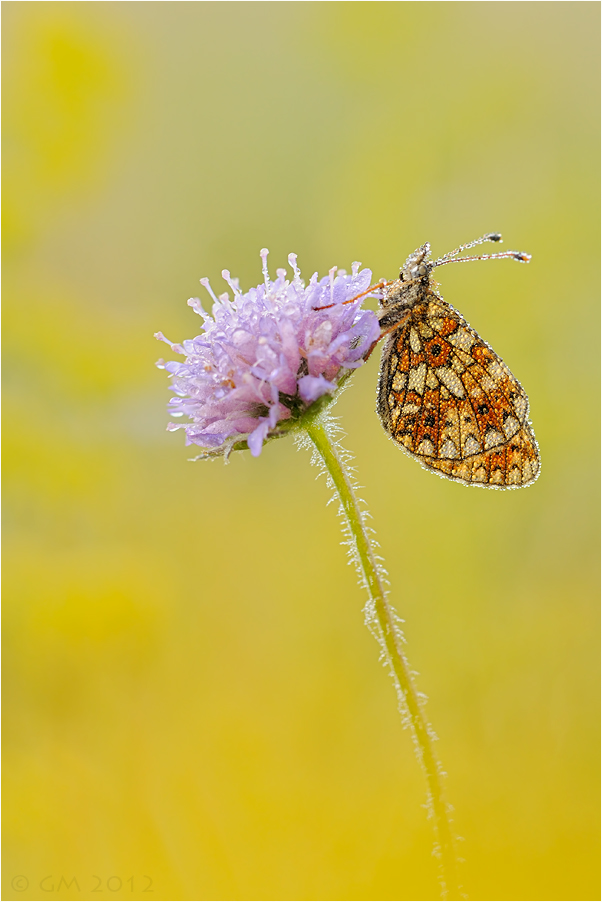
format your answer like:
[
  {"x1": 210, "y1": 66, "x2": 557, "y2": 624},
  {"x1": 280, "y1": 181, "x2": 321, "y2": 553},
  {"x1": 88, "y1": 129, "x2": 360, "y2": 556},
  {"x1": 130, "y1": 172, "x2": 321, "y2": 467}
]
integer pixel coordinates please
[{"x1": 377, "y1": 294, "x2": 540, "y2": 488}]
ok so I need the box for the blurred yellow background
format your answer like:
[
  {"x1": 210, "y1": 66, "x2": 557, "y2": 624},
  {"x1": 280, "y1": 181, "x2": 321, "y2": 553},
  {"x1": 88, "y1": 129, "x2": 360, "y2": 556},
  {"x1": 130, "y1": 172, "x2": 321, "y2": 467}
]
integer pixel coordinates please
[{"x1": 3, "y1": 3, "x2": 599, "y2": 900}]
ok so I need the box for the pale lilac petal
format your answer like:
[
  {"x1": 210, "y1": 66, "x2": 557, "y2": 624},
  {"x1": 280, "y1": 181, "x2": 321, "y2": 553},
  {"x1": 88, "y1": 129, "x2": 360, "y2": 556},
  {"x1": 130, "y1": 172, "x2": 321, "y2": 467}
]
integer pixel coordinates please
[
  {"x1": 298, "y1": 375, "x2": 337, "y2": 404},
  {"x1": 247, "y1": 419, "x2": 270, "y2": 456}
]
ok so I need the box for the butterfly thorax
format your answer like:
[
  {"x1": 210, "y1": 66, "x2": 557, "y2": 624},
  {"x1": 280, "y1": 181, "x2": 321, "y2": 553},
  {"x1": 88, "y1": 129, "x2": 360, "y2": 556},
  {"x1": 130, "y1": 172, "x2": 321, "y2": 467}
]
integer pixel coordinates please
[
  {"x1": 377, "y1": 242, "x2": 442, "y2": 331},
  {"x1": 378, "y1": 284, "x2": 440, "y2": 334}
]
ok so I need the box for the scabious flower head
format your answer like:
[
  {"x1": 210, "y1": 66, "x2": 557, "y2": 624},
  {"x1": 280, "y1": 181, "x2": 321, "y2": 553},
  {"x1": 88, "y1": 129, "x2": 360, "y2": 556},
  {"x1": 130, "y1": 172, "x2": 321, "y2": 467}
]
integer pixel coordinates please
[{"x1": 155, "y1": 249, "x2": 380, "y2": 457}]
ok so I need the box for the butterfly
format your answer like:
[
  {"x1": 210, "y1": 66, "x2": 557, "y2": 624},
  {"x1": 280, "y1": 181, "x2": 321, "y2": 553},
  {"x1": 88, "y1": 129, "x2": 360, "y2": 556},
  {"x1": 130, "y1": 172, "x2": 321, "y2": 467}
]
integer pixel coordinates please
[{"x1": 373, "y1": 234, "x2": 540, "y2": 488}]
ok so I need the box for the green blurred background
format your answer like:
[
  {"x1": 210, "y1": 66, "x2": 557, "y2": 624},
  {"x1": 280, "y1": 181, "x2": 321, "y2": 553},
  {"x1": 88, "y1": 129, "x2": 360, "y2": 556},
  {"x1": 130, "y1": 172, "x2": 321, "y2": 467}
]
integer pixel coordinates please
[{"x1": 3, "y1": 3, "x2": 599, "y2": 900}]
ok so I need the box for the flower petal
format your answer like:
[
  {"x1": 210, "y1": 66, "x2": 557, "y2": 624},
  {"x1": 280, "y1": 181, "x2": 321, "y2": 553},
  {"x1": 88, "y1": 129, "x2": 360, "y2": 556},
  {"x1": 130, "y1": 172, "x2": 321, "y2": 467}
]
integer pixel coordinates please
[
  {"x1": 247, "y1": 419, "x2": 270, "y2": 456},
  {"x1": 298, "y1": 374, "x2": 337, "y2": 404}
]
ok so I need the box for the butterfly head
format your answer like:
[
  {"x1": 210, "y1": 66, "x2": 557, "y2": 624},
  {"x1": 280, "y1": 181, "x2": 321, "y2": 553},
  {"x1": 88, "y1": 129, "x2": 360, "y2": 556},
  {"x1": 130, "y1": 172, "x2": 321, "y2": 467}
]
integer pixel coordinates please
[
  {"x1": 379, "y1": 243, "x2": 434, "y2": 317},
  {"x1": 400, "y1": 243, "x2": 432, "y2": 283}
]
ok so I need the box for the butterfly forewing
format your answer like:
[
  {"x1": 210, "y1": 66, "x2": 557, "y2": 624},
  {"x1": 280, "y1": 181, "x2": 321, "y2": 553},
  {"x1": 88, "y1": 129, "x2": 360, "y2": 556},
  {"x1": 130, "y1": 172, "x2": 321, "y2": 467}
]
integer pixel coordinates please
[{"x1": 377, "y1": 294, "x2": 540, "y2": 488}]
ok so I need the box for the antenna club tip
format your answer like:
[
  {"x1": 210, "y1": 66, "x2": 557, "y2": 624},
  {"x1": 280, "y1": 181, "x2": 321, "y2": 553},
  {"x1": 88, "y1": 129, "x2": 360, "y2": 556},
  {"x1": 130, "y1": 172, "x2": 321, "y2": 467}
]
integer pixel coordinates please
[
  {"x1": 514, "y1": 252, "x2": 532, "y2": 263},
  {"x1": 486, "y1": 232, "x2": 503, "y2": 243}
]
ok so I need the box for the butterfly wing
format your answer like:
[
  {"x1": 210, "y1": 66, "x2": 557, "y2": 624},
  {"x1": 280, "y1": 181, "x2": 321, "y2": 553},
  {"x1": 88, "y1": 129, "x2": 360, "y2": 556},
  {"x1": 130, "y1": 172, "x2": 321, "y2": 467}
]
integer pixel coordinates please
[{"x1": 377, "y1": 295, "x2": 540, "y2": 488}]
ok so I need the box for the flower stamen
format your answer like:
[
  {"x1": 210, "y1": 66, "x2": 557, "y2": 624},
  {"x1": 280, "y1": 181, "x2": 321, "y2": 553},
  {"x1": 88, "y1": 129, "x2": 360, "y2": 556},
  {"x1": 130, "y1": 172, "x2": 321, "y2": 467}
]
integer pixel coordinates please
[
  {"x1": 199, "y1": 277, "x2": 219, "y2": 304},
  {"x1": 260, "y1": 248, "x2": 270, "y2": 290},
  {"x1": 222, "y1": 270, "x2": 242, "y2": 296}
]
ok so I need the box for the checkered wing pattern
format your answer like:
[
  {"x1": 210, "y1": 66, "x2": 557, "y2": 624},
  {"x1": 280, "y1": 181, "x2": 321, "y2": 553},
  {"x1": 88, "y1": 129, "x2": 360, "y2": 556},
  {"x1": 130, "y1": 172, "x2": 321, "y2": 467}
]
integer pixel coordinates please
[{"x1": 378, "y1": 296, "x2": 540, "y2": 488}]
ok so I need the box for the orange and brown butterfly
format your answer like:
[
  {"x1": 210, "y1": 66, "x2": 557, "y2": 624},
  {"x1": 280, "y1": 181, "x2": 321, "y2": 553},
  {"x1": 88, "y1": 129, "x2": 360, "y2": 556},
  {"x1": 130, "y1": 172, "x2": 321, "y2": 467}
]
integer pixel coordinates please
[{"x1": 369, "y1": 233, "x2": 540, "y2": 488}]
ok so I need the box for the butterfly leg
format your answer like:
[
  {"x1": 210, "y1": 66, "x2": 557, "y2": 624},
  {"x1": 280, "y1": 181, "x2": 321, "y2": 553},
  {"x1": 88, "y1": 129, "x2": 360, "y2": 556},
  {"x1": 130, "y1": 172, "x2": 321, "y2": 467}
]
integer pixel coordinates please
[{"x1": 362, "y1": 310, "x2": 412, "y2": 362}]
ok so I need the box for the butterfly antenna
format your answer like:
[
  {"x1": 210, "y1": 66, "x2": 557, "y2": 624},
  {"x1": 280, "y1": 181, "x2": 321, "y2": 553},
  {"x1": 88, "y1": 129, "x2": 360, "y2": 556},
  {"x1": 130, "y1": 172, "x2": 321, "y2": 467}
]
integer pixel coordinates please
[{"x1": 433, "y1": 233, "x2": 531, "y2": 269}]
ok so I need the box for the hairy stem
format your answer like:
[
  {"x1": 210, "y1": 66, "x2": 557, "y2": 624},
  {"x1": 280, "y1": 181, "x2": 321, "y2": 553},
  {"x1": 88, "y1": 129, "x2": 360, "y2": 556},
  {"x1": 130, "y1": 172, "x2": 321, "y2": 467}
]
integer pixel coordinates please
[{"x1": 304, "y1": 414, "x2": 461, "y2": 900}]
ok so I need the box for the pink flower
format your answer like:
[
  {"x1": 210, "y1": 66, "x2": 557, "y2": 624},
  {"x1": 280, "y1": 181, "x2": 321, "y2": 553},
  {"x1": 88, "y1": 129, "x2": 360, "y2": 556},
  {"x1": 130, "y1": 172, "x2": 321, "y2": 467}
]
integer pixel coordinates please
[{"x1": 156, "y1": 250, "x2": 380, "y2": 457}]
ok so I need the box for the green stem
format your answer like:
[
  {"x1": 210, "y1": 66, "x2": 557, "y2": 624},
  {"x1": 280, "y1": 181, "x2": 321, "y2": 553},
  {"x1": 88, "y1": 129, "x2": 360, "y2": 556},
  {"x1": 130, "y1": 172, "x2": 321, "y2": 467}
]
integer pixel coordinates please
[{"x1": 304, "y1": 415, "x2": 461, "y2": 900}]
